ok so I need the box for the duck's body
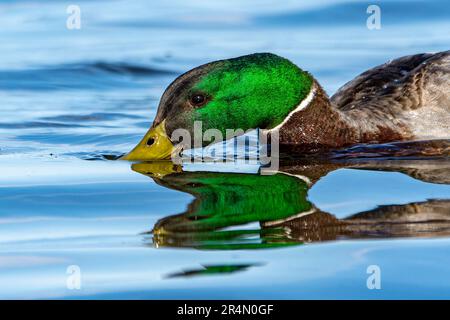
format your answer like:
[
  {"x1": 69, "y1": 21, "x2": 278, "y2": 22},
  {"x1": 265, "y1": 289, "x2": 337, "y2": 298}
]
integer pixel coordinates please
[
  {"x1": 122, "y1": 51, "x2": 450, "y2": 161},
  {"x1": 278, "y1": 51, "x2": 450, "y2": 152}
]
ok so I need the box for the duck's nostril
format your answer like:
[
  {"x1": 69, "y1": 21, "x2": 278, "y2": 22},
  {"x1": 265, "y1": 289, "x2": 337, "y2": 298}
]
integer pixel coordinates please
[{"x1": 146, "y1": 137, "x2": 155, "y2": 146}]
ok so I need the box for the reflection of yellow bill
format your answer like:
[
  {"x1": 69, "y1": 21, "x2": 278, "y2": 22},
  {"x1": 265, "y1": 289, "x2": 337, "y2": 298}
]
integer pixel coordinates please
[
  {"x1": 120, "y1": 120, "x2": 176, "y2": 161},
  {"x1": 131, "y1": 161, "x2": 182, "y2": 179}
]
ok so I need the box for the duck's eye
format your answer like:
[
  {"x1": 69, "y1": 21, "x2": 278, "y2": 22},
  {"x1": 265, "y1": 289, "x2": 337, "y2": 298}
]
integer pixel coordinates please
[
  {"x1": 190, "y1": 94, "x2": 206, "y2": 107},
  {"x1": 146, "y1": 137, "x2": 155, "y2": 146}
]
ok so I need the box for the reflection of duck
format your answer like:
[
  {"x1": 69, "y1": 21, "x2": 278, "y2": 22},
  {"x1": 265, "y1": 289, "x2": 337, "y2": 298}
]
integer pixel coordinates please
[
  {"x1": 122, "y1": 51, "x2": 449, "y2": 160},
  {"x1": 266, "y1": 199, "x2": 450, "y2": 243},
  {"x1": 133, "y1": 160, "x2": 450, "y2": 250}
]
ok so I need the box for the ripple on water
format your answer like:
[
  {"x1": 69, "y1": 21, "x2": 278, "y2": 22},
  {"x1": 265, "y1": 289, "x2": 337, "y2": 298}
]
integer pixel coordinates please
[
  {"x1": 65, "y1": 151, "x2": 124, "y2": 161},
  {"x1": 0, "y1": 121, "x2": 86, "y2": 129},
  {"x1": 330, "y1": 139, "x2": 450, "y2": 160},
  {"x1": 40, "y1": 112, "x2": 144, "y2": 123},
  {"x1": 0, "y1": 61, "x2": 177, "y2": 91}
]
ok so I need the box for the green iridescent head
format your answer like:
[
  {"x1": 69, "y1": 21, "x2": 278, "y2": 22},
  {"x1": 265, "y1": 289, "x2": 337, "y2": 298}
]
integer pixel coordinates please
[{"x1": 122, "y1": 53, "x2": 312, "y2": 161}]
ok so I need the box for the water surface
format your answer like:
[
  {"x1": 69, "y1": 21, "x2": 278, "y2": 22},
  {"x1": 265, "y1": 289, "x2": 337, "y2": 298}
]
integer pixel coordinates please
[{"x1": 0, "y1": 0, "x2": 449, "y2": 299}]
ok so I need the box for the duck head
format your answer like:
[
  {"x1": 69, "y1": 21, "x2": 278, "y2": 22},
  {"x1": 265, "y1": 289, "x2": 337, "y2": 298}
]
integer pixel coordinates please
[{"x1": 121, "y1": 53, "x2": 313, "y2": 161}]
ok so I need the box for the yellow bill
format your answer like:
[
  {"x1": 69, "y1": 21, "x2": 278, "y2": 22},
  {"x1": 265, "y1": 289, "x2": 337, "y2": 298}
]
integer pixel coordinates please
[{"x1": 120, "y1": 120, "x2": 176, "y2": 161}]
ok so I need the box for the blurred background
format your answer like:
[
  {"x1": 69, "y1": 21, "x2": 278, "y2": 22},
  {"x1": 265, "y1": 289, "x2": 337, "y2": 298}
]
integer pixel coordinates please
[{"x1": 1, "y1": 0, "x2": 449, "y2": 159}]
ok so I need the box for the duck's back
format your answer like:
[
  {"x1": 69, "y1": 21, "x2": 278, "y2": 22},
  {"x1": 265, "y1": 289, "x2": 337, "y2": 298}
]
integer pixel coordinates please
[{"x1": 331, "y1": 51, "x2": 450, "y2": 140}]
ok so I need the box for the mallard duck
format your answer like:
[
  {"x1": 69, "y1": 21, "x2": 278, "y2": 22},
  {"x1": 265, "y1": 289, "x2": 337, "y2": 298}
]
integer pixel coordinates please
[{"x1": 122, "y1": 51, "x2": 449, "y2": 160}]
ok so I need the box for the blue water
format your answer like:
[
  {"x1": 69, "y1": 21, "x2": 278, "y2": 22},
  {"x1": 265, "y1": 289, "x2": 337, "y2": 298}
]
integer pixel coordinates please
[{"x1": 0, "y1": 0, "x2": 449, "y2": 299}]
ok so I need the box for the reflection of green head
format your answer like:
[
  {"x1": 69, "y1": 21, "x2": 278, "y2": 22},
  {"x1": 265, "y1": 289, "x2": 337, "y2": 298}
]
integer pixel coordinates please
[
  {"x1": 149, "y1": 170, "x2": 312, "y2": 232},
  {"x1": 177, "y1": 173, "x2": 311, "y2": 230},
  {"x1": 132, "y1": 163, "x2": 312, "y2": 249}
]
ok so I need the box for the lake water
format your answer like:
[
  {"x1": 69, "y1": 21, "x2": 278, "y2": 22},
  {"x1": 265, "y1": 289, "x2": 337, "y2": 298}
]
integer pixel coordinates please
[{"x1": 0, "y1": 0, "x2": 449, "y2": 299}]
